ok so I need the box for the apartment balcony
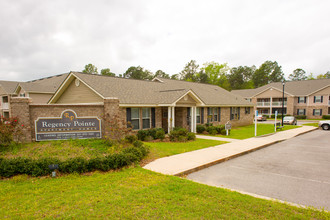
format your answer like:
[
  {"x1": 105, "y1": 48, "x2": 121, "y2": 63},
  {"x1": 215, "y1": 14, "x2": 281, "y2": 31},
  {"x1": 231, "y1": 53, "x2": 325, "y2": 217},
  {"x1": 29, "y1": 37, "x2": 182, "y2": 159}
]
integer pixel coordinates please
[
  {"x1": 1, "y1": 102, "x2": 9, "y2": 110},
  {"x1": 272, "y1": 101, "x2": 287, "y2": 107},
  {"x1": 257, "y1": 102, "x2": 270, "y2": 107}
]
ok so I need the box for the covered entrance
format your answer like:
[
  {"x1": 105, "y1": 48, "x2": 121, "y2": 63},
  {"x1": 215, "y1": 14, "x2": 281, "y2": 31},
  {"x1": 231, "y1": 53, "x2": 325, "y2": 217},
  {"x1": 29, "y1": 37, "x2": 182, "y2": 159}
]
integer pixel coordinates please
[{"x1": 160, "y1": 91, "x2": 204, "y2": 133}]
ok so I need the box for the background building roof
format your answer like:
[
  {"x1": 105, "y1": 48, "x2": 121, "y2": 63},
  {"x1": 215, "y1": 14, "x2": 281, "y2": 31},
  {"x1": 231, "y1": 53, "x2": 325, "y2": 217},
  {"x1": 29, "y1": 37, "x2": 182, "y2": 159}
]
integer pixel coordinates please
[{"x1": 232, "y1": 78, "x2": 330, "y2": 98}]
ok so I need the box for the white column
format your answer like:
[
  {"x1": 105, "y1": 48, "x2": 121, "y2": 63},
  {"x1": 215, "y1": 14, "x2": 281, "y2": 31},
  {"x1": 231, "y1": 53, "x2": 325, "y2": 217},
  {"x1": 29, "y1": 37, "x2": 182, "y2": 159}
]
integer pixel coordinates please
[
  {"x1": 190, "y1": 107, "x2": 193, "y2": 132},
  {"x1": 192, "y1": 106, "x2": 197, "y2": 133},
  {"x1": 171, "y1": 106, "x2": 175, "y2": 130},
  {"x1": 168, "y1": 106, "x2": 171, "y2": 133},
  {"x1": 270, "y1": 97, "x2": 272, "y2": 117}
]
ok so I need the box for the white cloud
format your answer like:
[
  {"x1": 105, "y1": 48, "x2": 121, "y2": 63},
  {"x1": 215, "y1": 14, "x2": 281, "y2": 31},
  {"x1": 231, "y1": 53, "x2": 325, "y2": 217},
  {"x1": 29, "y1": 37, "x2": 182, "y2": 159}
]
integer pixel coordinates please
[{"x1": 0, "y1": 0, "x2": 329, "y2": 81}]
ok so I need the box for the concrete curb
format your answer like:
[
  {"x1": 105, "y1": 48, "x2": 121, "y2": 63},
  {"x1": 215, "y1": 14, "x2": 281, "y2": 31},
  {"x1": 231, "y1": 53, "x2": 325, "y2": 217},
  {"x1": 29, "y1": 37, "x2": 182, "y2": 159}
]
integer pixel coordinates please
[
  {"x1": 175, "y1": 127, "x2": 318, "y2": 176},
  {"x1": 144, "y1": 126, "x2": 318, "y2": 176}
]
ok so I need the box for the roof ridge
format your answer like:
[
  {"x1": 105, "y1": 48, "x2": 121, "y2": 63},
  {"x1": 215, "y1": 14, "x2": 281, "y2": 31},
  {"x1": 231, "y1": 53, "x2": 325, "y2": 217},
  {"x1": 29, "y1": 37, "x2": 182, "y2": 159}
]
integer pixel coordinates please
[
  {"x1": 27, "y1": 72, "x2": 69, "y2": 83},
  {"x1": 158, "y1": 77, "x2": 226, "y2": 88},
  {"x1": 73, "y1": 71, "x2": 161, "y2": 84}
]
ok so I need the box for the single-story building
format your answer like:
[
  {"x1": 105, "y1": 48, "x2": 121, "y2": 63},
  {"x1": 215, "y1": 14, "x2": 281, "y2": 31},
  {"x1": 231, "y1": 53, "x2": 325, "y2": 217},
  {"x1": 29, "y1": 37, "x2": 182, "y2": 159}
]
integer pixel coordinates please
[{"x1": 8, "y1": 71, "x2": 254, "y2": 142}]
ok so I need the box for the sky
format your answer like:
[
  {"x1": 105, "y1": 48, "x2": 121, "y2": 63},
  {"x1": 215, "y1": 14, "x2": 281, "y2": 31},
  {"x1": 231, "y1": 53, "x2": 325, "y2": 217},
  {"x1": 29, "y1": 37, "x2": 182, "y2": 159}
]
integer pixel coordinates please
[{"x1": 0, "y1": 0, "x2": 330, "y2": 81}]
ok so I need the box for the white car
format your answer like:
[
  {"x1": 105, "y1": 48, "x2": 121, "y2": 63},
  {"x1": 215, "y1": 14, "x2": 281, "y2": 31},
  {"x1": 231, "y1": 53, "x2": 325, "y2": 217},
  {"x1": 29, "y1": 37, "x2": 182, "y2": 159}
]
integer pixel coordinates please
[
  {"x1": 318, "y1": 120, "x2": 330, "y2": 130},
  {"x1": 255, "y1": 115, "x2": 267, "y2": 121}
]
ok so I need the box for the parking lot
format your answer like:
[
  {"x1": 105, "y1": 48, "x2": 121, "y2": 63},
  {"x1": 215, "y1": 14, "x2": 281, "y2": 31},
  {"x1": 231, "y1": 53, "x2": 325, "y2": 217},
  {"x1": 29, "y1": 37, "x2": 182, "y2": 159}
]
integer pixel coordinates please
[{"x1": 187, "y1": 130, "x2": 330, "y2": 210}]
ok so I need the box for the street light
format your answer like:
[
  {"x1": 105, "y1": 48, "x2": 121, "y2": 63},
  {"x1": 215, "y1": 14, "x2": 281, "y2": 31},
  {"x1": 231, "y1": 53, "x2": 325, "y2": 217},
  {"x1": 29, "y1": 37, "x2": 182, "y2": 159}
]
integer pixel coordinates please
[{"x1": 281, "y1": 81, "x2": 285, "y2": 126}]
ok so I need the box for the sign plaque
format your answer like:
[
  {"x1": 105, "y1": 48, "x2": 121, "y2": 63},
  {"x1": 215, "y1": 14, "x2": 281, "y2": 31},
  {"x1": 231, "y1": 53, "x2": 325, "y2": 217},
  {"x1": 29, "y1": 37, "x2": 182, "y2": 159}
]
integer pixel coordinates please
[{"x1": 35, "y1": 110, "x2": 101, "y2": 141}]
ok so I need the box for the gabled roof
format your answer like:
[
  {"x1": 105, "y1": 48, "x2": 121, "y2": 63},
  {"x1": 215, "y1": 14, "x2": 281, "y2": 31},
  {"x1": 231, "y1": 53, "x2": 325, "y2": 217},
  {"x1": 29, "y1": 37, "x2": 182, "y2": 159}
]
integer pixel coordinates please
[
  {"x1": 232, "y1": 78, "x2": 330, "y2": 98},
  {"x1": 49, "y1": 72, "x2": 252, "y2": 106},
  {"x1": 0, "y1": 80, "x2": 20, "y2": 95}
]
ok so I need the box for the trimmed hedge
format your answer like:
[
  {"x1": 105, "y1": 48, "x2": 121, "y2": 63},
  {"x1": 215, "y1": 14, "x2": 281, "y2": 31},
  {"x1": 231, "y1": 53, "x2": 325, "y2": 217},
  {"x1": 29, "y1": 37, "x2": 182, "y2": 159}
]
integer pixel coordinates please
[
  {"x1": 0, "y1": 143, "x2": 149, "y2": 178},
  {"x1": 322, "y1": 115, "x2": 330, "y2": 119},
  {"x1": 296, "y1": 115, "x2": 307, "y2": 119},
  {"x1": 196, "y1": 124, "x2": 225, "y2": 136},
  {"x1": 169, "y1": 127, "x2": 196, "y2": 142},
  {"x1": 137, "y1": 128, "x2": 165, "y2": 141}
]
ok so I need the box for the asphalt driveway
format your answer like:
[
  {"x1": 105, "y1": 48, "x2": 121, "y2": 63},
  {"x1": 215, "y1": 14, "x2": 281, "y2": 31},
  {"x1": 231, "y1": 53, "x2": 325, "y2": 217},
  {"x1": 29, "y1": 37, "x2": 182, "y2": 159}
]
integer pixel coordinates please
[{"x1": 187, "y1": 130, "x2": 330, "y2": 210}]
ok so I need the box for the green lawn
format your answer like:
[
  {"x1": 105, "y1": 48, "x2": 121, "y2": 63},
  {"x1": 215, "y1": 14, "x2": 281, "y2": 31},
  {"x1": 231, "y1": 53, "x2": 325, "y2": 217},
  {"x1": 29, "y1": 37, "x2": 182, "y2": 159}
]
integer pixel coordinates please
[
  {"x1": 145, "y1": 139, "x2": 226, "y2": 160},
  {"x1": 302, "y1": 122, "x2": 319, "y2": 127},
  {"x1": 0, "y1": 168, "x2": 328, "y2": 219},
  {"x1": 214, "y1": 124, "x2": 300, "y2": 140}
]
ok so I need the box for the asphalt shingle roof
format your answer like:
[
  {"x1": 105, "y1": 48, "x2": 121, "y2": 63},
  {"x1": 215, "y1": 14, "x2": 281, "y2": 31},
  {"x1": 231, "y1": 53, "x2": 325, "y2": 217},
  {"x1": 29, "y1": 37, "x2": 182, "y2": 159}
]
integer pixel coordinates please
[
  {"x1": 0, "y1": 80, "x2": 20, "y2": 95},
  {"x1": 232, "y1": 78, "x2": 330, "y2": 98},
  {"x1": 72, "y1": 72, "x2": 252, "y2": 106}
]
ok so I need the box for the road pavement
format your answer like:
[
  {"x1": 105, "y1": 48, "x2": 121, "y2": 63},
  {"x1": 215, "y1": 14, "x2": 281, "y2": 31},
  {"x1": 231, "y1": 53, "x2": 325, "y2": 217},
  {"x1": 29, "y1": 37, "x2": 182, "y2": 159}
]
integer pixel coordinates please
[{"x1": 187, "y1": 130, "x2": 330, "y2": 210}]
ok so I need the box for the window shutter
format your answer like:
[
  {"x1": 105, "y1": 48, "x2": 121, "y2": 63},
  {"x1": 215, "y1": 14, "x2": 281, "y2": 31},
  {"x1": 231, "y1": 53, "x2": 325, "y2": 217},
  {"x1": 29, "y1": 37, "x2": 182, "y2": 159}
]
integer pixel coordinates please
[
  {"x1": 230, "y1": 107, "x2": 233, "y2": 120},
  {"x1": 313, "y1": 109, "x2": 315, "y2": 116},
  {"x1": 151, "y1": 108, "x2": 156, "y2": 128},
  {"x1": 126, "y1": 108, "x2": 132, "y2": 128},
  {"x1": 238, "y1": 107, "x2": 241, "y2": 120},
  {"x1": 201, "y1": 107, "x2": 204, "y2": 124},
  {"x1": 304, "y1": 97, "x2": 307, "y2": 103},
  {"x1": 297, "y1": 109, "x2": 299, "y2": 115},
  {"x1": 320, "y1": 109, "x2": 322, "y2": 115},
  {"x1": 303, "y1": 109, "x2": 306, "y2": 115},
  {"x1": 314, "y1": 96, "x2": 316, "y2": 103},
  {"x1": 321, "y1": 96, "x2": 323, "y2": 103},
  {"x1": 218, "y1": 107, "x2": 221, "y2": 122}
]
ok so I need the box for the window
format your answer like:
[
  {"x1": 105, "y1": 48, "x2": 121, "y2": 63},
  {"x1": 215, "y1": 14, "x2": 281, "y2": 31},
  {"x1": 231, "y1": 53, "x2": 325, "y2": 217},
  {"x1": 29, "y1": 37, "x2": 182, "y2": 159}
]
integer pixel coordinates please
[
  {"x1": 142, "y1": 108, "x2": 151, "y2": 129},
  {"x1": 298, "y1": 97, "x2": 306, "y2": 103},
  {"x1": 230, "y1": 107, "x2": 240, "y2": 120},
  {"x1": 20, "y1": 93, "x2": 25, "y2": 97},
  {"x1": 313, "y1": 109, "x2": 322, "y2": 116},
  {"x1": 297, "y1": 109, "x2": 305, "y2": 115},
  {"x1": 131, "y1": 108, "x2": 140, "y2": 130},
  {"x1": 2, "y1": 96, "x2": 8, "y2": 103},
  {"x1": 196, "y1": 108, "x2": 201, "y2": 124},
  {"x1": 245, "y1": 107, "x2": 250, "y2": 114},
  {"x1": 213, "y1": 107, "x2": 218, "y2": 121},
  {"x1": 314, "y1": 96, "x2": 323, "y2": 103},
  {"x1": 207, "y1": 107, "x2": 220, "y2": 122}
]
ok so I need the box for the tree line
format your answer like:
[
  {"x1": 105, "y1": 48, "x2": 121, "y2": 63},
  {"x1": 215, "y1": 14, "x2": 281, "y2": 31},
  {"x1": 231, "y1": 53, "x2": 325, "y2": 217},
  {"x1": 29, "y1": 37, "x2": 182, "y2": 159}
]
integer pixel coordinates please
[{"x1": 82, "y1": 61, "x2": 330, "y2": 91}]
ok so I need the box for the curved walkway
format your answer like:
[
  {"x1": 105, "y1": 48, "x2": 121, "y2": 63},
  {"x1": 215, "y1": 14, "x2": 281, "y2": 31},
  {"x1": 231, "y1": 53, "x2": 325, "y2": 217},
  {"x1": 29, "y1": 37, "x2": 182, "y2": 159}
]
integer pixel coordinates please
[{"x1": 143, "y1": 126, "x2": 318, "y2": 176}]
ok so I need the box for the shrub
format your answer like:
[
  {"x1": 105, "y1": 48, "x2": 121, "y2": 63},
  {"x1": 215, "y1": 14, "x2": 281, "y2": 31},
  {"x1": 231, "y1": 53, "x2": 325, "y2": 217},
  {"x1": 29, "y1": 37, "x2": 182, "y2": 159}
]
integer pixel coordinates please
[
  {"x1": 0, "y1": 142, "x2": 150, "y2": 178},
  {"x1": 296, "y1": 115, "x2": 307, "y2": 119},
  {"x1": 206, "y1": 126, "x2": 217, "y2": 135},
  {"x1": 144, "y1": 136, "x2": 154, "y2": 142},
  {"x1": 169, "y1": 127, "x2": 188, "y2": 142},
  {"x1": 137, "y1": 130, "x2": 149, "y2": 141},
  {"x1": 215, "y1": 125, "x2": 225, "y2": 134},
  {"x1": 187, "y1": 132, "x2": 196, "y2": 141},
  {"x1": 155, "y1": 129, "x2": 165, "y2": 140},
  {"x1": 125, "y1": 135, "x2": 137, "y2": 143},
  {"x1": 196, "y1": 125, "x2": 206, "y2": 134},
  {"x1": 322, "y1": 115, "x2": 330, "y2": 119}
]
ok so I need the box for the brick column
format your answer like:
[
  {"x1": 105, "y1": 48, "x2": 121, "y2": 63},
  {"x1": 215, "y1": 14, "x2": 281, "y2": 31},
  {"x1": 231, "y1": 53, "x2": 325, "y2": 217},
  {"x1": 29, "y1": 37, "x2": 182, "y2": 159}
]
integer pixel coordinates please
[
  {"x1": 10, "y1": 97, "x2": 32, "y2": 142},
  {"x1": 103, "y1": 98, "x2": 120, "y2": 137}
]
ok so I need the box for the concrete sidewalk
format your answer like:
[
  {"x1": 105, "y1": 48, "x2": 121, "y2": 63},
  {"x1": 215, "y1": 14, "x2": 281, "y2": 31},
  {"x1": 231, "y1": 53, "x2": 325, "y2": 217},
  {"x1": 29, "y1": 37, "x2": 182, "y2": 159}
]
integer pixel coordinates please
[{"x1": 143, "y1": 126, "x2": 318, "y2": 176}]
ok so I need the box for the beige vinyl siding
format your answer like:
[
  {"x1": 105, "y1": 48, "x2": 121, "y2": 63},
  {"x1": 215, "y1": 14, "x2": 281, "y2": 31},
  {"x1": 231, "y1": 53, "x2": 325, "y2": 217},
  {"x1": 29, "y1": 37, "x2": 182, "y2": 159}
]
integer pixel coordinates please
[
  {"x1": 176, "y1": 94, "x2": 197, "y2": 106},
  {"x1": 56, "y1": 79, "x2": 103, "y2": 104},
  {"x1": 28, "y1": 93, "x2": 53, "y2": 104},
  {"x1": 255, "y1": 88, "x2": 284, "y2": 98}
]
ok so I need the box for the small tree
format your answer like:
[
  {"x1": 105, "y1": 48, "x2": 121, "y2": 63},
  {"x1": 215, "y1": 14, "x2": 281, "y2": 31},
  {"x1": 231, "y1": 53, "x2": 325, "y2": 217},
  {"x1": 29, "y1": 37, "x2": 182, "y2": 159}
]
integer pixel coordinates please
[{"x1": 0, "y1": 116, "x2": 23, "y2": 149}]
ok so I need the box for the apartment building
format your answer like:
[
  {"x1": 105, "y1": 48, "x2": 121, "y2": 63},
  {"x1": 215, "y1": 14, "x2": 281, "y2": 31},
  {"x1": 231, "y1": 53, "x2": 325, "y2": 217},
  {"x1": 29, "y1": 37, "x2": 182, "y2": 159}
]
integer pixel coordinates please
[{"x1": 232, "y1": 79, "x2": 330, "y2": 119}]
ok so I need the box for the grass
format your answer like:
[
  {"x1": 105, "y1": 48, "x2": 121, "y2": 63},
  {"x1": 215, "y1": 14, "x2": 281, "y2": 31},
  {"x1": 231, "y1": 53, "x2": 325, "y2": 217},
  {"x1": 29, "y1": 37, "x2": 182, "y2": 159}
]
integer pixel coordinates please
[
  {"x1": 302, "y1": 122, "x2": 319, "y2": 127},
  {"x1": 0, "y1": 139, "x2": 123, "y2": 160},
  {"x1": 145, "y1": 139, "x2": 227, "y2": 160},
  {"x1": 212, "y1": 124, "x2": 300, "y2": 140},
  {"x1": 0, "y1": 168, "x2": 328, "y2": 219}
]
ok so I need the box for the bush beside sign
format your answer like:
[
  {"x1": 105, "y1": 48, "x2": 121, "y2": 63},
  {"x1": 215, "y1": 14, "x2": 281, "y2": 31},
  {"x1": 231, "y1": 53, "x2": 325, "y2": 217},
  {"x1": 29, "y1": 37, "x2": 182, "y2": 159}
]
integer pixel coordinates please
[{"x1": 35, "y1": 110, "x2": 101, "y2": 141}]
